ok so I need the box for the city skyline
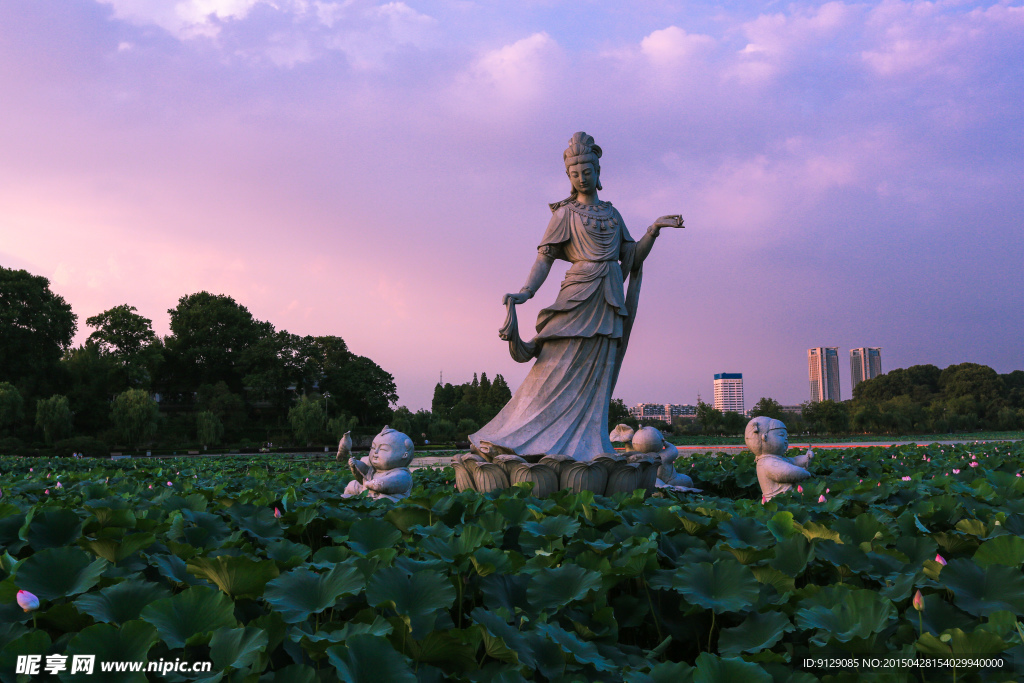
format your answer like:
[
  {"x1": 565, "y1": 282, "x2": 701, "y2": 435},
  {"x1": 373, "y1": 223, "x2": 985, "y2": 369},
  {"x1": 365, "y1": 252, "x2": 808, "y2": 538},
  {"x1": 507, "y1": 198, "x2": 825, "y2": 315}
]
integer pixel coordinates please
[
  {"x1": 850, "y1": 347, "x2": 883, "y2": 393},
  {"x1": 713, "y1": 373, "x2": 745, "y2": 414},
  {"x1": 1, "y1": 1, "x2": 1021, "y2": 412},
  {"x1": 808, "y1": 348, "x2": 841, "y2": 403}
]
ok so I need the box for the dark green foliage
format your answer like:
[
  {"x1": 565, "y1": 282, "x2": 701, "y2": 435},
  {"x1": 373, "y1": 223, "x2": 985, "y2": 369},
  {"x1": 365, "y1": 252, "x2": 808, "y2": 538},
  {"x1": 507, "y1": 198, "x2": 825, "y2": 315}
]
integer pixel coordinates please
[
  {"x1": 430, "y1": 372, "x2": 512, "y2": 438},
  {"x1": 35, "y1": 394, "x2": 73, "y2": 444},
  {"x1": 0, "y1": 267, "x2": 77, "y2": 398},
  {"x1": 1, "y1": 441, "x2": 1022, "y2": 680}
]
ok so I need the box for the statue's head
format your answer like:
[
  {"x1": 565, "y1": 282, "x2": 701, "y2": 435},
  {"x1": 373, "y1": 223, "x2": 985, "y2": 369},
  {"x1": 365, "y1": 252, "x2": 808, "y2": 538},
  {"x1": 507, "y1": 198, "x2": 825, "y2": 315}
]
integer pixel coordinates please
[
  {"x1": 744, "y1": 417, "x2": 788, "y2": 457},
  {"x1": 564, "y1": 132, "x2": 603, "y2": 197},
  {"x1": 368, "y1": 426, "x2": 415, "y2": 470},
  {"x1": 631, "y1": 426, "x2": 665, "y2": 453}
]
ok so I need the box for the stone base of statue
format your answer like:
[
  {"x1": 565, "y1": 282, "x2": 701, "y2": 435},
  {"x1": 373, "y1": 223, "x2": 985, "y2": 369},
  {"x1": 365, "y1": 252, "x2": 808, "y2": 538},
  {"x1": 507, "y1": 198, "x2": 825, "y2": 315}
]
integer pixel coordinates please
[{"x1": 452, "y1": 448, "x2": 661, "y2": 498}]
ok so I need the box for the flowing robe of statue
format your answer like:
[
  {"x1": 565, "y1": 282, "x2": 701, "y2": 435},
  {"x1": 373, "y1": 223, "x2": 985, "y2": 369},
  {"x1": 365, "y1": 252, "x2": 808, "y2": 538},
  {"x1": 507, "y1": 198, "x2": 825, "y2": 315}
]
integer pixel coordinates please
[{"x1": 469, "y1": 198, "x2": 639, "y2": 461}]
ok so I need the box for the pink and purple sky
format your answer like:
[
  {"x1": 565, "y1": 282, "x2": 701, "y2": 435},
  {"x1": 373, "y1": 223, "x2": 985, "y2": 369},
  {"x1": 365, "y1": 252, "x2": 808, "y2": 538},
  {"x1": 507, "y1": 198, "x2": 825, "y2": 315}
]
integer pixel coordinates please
[{"x1": 2, "y1": 0, "x2": 1022, "y2": 411}]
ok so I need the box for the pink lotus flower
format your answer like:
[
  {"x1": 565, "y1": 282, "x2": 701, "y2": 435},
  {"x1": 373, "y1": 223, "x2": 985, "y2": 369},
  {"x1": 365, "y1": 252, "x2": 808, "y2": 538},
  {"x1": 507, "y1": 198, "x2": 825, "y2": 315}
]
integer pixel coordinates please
[
  {"x1": 935, "y1": 554, "x2": 947, "y2": 566},
  {"x1": 818, "y1": 495, "x2": 827, "y2": 503},
  {"x1": 55, "y1": 482, "x2": 62, "y2": 488},
  {"x1": 274, "y1": 507, "x2": 281, "y2": 518},
  {"x1": 902, "y1": 476, "x2": 911, "y2": 481},
  {"x1": 44, "y1": 489, "x2": 49, "y2": 495},
  {"x1": 912, "y1": 590, "x2": 925, "y2": 611},
  {"x1": 969, "y1": 462, "x2": 978, "y2": 468},
  {"x1": 166, "y1": 481, "x2": 173, "y2": 486},
  {"x1": 797, "y1": 485, "x2": 803, "y2": 493},
  {"x1": 148, "y1": 485, "x2": 152, "y2": 489},
  {"x1": 17, "y1": 590, "x2": 39, "y2": 612},
  {"x1": 953, "y1": 469, "x2": 960, "y2": 474}
]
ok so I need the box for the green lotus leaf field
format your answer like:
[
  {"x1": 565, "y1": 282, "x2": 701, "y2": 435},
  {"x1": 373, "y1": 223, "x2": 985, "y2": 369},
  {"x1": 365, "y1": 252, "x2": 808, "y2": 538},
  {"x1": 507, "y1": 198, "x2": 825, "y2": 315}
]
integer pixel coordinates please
[{"x1": 1, "y1": 441, "x2": 1023, "y2": 681}]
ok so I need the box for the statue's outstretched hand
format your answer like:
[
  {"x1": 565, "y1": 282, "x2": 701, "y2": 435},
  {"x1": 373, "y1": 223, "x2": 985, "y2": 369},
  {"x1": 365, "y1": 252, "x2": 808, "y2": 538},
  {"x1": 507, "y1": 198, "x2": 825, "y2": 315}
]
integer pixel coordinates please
[
  {"x1": 652, "y1": 215, "x2": 684, "y2": 229},
  {"x1": 503, "y1": 292, "x2": 530, "y2": 306}
]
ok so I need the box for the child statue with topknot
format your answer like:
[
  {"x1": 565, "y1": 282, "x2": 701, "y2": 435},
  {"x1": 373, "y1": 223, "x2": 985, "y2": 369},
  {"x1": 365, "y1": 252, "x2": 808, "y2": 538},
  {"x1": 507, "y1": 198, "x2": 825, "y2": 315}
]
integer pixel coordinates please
[
  {"x1": 344, "y1": 426, "x2": 415, "y2": 502},
  {"x1": 745, "y1": 416, "x2": 813, "y2": 502}
]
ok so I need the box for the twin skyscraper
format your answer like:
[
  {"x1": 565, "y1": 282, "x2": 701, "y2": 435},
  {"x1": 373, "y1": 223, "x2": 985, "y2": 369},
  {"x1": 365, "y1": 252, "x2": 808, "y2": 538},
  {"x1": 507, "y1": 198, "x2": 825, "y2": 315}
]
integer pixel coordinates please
[{"x1": 807, "y1": 347, "x2": 882, "y2": 402}]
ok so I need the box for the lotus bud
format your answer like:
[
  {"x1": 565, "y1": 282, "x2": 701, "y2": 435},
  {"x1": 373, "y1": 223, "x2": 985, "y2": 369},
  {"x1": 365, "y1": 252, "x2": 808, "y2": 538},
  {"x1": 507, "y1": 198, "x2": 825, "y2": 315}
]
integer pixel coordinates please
[
  {"x1": 17, "y1": 590, "x2": 39, "y2": 612},
  {"x1": 818, "y1": 495, "x2": 826, "y2": 503},
  {"x1": 797, "y1": 485, "x2": 803, "y2": 493},
  {"x1": 56, "y1": 482, "x2": 62, "y2": 488},
  {"x1": 166, "y1": 481, "x2": 172, "y2": 486},
  {"x1": 912, "y1": 590, "x2": 924, "y2": 611},
  {"x1": 148, "y1": 485, "x2": 152, "y2": 489},
  {"x1": 935, "y1": 554, "x2": 947, "y2": 566},
  {"x1": 274, "y1": 507, "x2": 281, "y2": 518},
  {"x1": 44, "y1": 489, "x2": 49, "y2": 495}
]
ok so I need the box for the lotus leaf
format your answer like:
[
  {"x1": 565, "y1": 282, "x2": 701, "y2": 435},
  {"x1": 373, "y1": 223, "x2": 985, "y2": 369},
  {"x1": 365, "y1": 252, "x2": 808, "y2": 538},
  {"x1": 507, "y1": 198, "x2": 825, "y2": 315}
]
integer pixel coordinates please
[
  {"x1": 187, "y1": 555, "x2": 280, "y2": 598},
  {"x1": 74, "y1": 579, "x2": 171, "y2": 624},
  {"x1": 973, "y1": 535, "x2": 1024, "y2": 567},
  {"x1": 718, "y1": 610, "x2": 794, "y2": 655},
  {"x1": 209, "y1": 625, "x2": 269, "y2": 671},
  {"x1": 61, "y1": 620, "x2": 158, "y2": 682},
  {"x1": 263, "y1": 564, "x2": 365, "y2": 623},
  {"x1": 794, "y1": 589, "x2": 896, "y2": 645},
  {"x1": 650, "y1": 560, "x2": 759, "y2": 613},
  {"x1": 139, "y1": 585, "x2": 238, "y2": 648},
  {"x1": 941, "y1": 558, "x2": 1024, "y2": 616},
  {"x1": 326, "y1": 633, "x2": 417, "y2": 683},
  {"x1": 526, "y1": 564, "x2": 603, "y2": 612},
  {"x1": 693, "y1": 653, "x2": 772, "y2": 683},
  {"x1": 347, "y1": 517, "x2": 402, "y2": 554},
  {"x1": 14, "y1": 545, "x2": 107, "y2": 600},
  {"x1": 25, "y1": 507, "x2": 82, "y2": 549},
  {"x1": 365, "y1": 566, "x2": 455, "y2": 639}
]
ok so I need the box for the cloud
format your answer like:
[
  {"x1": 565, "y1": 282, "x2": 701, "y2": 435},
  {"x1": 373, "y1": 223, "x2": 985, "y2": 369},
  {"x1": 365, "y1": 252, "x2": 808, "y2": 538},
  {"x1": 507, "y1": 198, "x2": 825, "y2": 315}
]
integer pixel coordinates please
[
  {"x1": 449, "y1": 32, "x2": 562, "y2": 116},
  {"x1": 97, "y1": 0, "x2": 268, "y2": 39},
  {"x1": 640, "y1": 25, "x2": 716, "y2": 67}
]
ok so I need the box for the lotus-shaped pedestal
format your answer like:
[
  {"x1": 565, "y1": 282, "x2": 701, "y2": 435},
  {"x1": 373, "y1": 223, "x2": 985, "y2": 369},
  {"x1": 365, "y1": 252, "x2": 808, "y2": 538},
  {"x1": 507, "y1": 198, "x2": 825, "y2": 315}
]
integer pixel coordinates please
[{"x1": 452, "y1": 450, "x2": 660, "y2": 498}]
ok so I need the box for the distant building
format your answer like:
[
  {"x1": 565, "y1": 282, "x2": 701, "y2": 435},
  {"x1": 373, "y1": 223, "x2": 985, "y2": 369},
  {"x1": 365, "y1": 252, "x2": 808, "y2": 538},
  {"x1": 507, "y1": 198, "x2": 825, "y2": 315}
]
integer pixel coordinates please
[
  {"x1": 780, "y1": 405, "x2": 804, "y2": 415},
  {"x1": 713, "y1": 373, "x2": 744, "y2": 414},
  {"x1": 628, "y1": 403, "x2": 698, "y2": 423},
  {"x1": 808, "y1": 347, "x2": 841, "y2": 402},
  {"x1": 850, "y1": 347, "x2": 882, "y2": 391}
]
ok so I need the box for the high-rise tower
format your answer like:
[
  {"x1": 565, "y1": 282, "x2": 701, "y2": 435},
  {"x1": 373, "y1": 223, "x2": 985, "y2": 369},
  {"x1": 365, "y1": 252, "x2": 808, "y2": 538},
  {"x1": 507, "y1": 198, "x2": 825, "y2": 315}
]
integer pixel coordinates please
[
  {"x1": 850, "y1": 347, "x2": 882, "y2": 391},
  {"x1": 808, "y1": 348, "x2": 840, "y2": 402},
  {"x1": 713, "y1": 373, "x2": 744, "y2": 414}
]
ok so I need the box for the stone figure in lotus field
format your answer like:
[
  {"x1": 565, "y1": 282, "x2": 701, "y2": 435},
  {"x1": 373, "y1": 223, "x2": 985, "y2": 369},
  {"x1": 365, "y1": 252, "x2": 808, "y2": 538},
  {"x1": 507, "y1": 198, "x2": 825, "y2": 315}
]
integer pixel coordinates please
[
  {"x1": 469, "y1": 132, "x2": 685, "y2": 462},
  {"x1": 344, "y1": 426, "x2": 415, "y2": 501},
  {"x1": 626, "y1": 425, "x2": 700, "y2": 492},
  {"x1": 745, "y1": 416, "x2": 813, "y2": 502}
]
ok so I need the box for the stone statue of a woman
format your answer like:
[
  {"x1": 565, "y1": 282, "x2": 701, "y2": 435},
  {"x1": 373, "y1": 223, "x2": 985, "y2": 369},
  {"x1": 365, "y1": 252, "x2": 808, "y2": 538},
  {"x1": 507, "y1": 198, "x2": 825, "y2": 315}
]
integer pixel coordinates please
[{"x1": 469, "y1": 132, "x2": 684, "y2": 461}]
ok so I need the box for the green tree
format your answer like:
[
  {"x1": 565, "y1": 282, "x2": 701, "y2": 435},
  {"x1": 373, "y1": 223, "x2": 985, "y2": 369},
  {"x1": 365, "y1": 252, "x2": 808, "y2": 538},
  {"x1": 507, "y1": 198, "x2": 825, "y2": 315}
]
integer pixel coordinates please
[
  {"x1": 110, "y1": 389, "x2": 159, "y2": 448},
  {"x1": 85, "y1": 304, "x2": 161, "y2": 388},
  {"x1": 455, "y1": 418, "x2": 479, "y2": 441},
  {"x1": 327, "y1": 414, "x2": 358, "y2": 441},
  {"x1": 196, "y1": 381, "x2": 246, "y2": 433},
  {"x1": 62, "y1": 343, "x2": 117, "y2": 436},
  {"x1": 696, "y1": 400, "x2": 723, "y2": 435},
  {"x1": 721, "y1": 411, "x2": 747, "y2": 435},
  {"x1": 35, "y1": 394, "x2": 73, "y2": 445},
  {"x1": 164, "y1": 292, "x2": 275, "y2": 394},
  {"x1": 196, "y1": 411, "x2": 224, "y2": 448},
  {"x1": 748, "y1": 397, "x2": 784, "y2": 421},
  {"x1": 0, "y1": 267, "x2": 77, "y2": 397},
  {"x1": 608, "y1": 397, "x2": 635, "y2": 430},
  {"x1": 0, "y1": 382, "x2": 25, "y2": 432},
  {"x1": 289, "y1": 395, "x2": 325, "y2": 446},
  {"x1": 429, "y1": 419, "x2": 456, "y2": 443},
  {"x1": 802, "y1": 400, "x2": 849, "y2": 435}
]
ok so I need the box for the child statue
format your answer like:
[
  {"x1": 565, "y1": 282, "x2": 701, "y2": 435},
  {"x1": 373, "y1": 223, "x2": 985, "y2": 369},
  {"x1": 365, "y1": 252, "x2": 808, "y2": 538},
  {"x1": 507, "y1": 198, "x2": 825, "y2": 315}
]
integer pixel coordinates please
[
  {"x1": 343, "y1": 426, "x2": 415, "y2": 502},
  {"x1": 744, "y1": 416, "x2": 813, "y2": 502},
  {"x1": 626, "y1": 425, "x2": 700, "y2": 492}
]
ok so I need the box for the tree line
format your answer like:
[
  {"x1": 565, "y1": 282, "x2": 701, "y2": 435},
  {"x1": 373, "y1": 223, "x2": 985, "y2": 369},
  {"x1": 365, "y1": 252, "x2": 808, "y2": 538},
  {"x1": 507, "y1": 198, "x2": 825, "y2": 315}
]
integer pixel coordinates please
[
  {"x1": 0, "y1": 266, "x2": 400, "y2": 454},
  {"x1": 609, "y1": 363, "x2": 1024, "y2": 437}
]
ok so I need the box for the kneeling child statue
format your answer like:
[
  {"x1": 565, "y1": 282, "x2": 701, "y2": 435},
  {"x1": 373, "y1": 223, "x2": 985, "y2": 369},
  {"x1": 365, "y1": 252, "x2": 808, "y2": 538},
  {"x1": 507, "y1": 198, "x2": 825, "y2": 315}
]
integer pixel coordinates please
[{"x1": 344, "y1": 426, "x2": 415, "y2": 501}]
